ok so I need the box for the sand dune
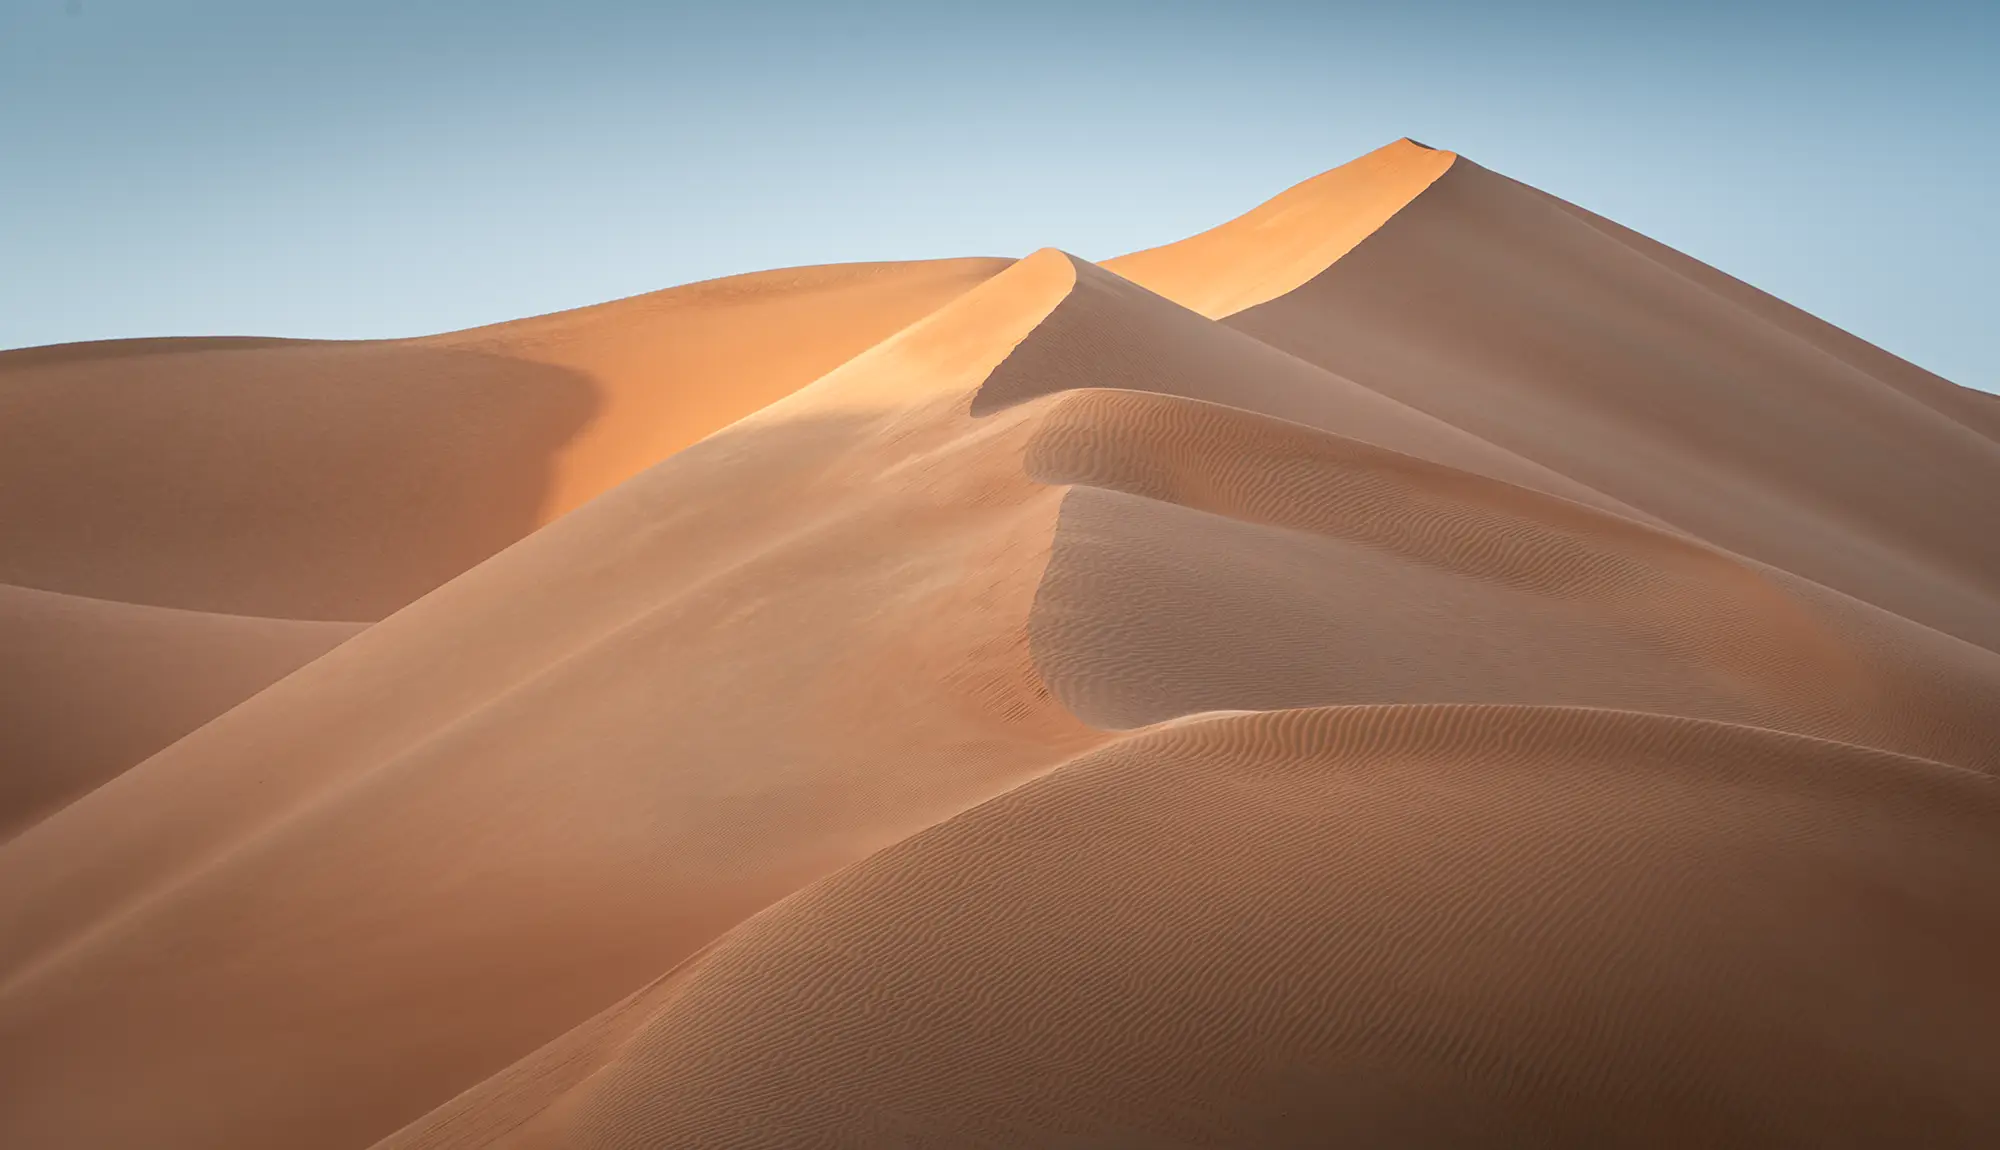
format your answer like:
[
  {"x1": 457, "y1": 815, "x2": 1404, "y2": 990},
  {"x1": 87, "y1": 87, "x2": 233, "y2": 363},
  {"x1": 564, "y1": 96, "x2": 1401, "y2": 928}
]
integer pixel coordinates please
[
  {"x1": 1105, "y1": 137, "x2": 1455, "y2": 317},
  {"x1": 1120, "y1": 147, "x2": 2000, "y2": 651},
  {"x1": 0, "y1": 582, "x2": 358, "y2": 840},
  {"x1": 2, "y1": 144, "x2": 1996, "y2": 1148},
  {"x1": 426, "y1": 706, "x2": 2000, "y2": 1148},
  {"x1": 0, "y1": 258, "x2": 1002, "y2": 836},
  {"x1": 0, "y1": 258, "x2": 1004, "y2": 621},
  {"x1": 0, "y1": 251, "x2": 1100, "y2": 1150},
  {"x1": 1024, "y1": 388, "x2": 2000, "y2": 770}
]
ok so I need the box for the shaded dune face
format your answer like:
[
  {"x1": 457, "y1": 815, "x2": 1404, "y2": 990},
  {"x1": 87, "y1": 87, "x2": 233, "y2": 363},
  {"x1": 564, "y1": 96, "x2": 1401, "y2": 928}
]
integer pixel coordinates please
[
  {"x1": 974, "y1": 256, "x2": 1634, "y2": 518},
  {"x1": 0, "y1": 340, "x2": 598, "y2": 622},
  {"x1": 378, "y1": 242, "x2": 1999, "y2": 1149},
  {"x1": 0, "y1": 584, "x2": 360, "y2": 840},
  {"x1": 4, "y1": 143, "x2": 2000, "y2": 1150},
  {"x1": 1216, "y1": 158, "x2": 2000, "y2": 652},
  {"x1": 970, "y1": 252, "x2": 2000, "y2": 767},
  {"x1": 1024, "y1": 393, "x2": 2000, "y2": 770}
]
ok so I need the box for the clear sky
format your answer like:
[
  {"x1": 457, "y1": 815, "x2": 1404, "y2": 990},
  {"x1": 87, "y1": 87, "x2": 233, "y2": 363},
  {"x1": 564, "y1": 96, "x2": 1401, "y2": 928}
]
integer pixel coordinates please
[{"x1": 3, "y1": 1, "x2": 1994, "y2": 391}]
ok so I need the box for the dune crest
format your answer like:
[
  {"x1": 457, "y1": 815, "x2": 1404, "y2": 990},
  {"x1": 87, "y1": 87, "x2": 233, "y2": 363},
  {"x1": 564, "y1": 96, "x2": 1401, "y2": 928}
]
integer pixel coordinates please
[
  {"x1": 0, "y1": 257, "x2": 1007, "y2": 836},
  {"x1": 1105, "y1": 137, "x2": 1455, "y2": 317},
  {"x1": 0, "y1": 257, "x2": 1006, "y2": 621},
  {"x1": 0, "y1": 250, "x2": 1107, "y2": 1150},
  {"x1": 423, "y1": 705, "x2": 2000, "y2": 1148},
  {"x1": 1199, "y1": 156, "x2": 2000, "y2": 650},
  {"x1": 3, "y1": 142, "x2": 1997, "y2": 1149}
]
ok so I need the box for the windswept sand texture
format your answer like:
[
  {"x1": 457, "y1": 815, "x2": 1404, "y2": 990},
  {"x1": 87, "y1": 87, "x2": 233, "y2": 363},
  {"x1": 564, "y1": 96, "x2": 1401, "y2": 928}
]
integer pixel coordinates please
[{"x1": 3, "y1": 143, "x2": 1997, "y2": 1148}]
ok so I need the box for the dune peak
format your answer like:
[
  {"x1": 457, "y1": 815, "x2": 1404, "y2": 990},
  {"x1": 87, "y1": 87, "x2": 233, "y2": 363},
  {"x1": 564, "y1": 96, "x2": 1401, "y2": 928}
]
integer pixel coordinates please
[{"x1": 1104, "y1": 138, "x2": 1457, "y2": 318}]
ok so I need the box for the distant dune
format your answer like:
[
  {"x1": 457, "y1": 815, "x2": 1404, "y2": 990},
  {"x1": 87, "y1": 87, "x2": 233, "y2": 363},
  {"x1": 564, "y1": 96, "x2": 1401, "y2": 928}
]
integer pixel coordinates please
[
  {"x1": 1, "y1": 141, "x2": 1994, "y2": 1148},
  {"x1": 0, "y1": 257, "x2": 1006, "y2": 621},
  {"x1": 0, "y1": 258, "x2": 1002, "y2": 831}
]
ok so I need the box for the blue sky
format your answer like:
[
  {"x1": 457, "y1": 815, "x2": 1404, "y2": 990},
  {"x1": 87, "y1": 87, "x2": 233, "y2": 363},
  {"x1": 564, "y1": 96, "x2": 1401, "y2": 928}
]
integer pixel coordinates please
[{"x1": 2, "y1": 1, "x2": 1993, "y2": 391}]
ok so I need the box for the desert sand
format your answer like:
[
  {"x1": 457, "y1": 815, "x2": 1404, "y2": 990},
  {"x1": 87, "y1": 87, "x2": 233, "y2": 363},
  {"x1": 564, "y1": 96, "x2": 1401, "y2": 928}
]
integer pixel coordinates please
[{"x1": 1, "y1": 139, "x2": 1995, "y2": 1147}]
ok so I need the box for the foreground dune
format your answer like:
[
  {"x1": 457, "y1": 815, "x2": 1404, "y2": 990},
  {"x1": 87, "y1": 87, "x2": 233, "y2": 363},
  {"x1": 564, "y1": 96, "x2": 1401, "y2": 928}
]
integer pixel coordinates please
[
  {"x1": 394, "y1": 706, "x2": 1998, "y2": 1148},
  {"x1": 1, "y1": 143, "x2": 1996, "y2": 1148}
]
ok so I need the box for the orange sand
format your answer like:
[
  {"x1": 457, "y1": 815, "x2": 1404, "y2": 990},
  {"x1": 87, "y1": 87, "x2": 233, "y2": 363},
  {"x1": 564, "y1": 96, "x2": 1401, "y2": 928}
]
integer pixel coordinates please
[
  {"x1": 1, "y1": 143, "x2": 1995, "y2": 1149},
  {"x1": 0, "y1": 258, "x2": 1005, "y2": 621}
]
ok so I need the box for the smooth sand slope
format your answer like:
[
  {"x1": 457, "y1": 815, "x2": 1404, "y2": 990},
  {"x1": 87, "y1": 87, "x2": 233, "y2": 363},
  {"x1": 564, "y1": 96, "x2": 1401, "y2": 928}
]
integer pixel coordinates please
[
  {"x1": 420, "y1": 708, "x2": 1998, "y2": 1148},
  {"x1": 375, "y1": 251, "x2": 2000, "y2": 1149},
  {"x1": 1106, "y1": 137, "x2": 1455, "y2": 317},
  {"x1": 0, "y1": 258, "x2": 1004, "y2": 838},
  {"x1": 0, "y1": 251, "x2": 1100, "y2": 1150},
  {"x1": 0, "y1": 257, "x2": 1005, "y2": 621},
  {"x1": 3, "y1": 146, "x2": 1997, "y2": 1148},
  {"x1": 1114, "y1": 142, "x2": 2000, "y2": 652},
  {"x1": 0, "y1": 584, "x2": 359, "y2": 840}
]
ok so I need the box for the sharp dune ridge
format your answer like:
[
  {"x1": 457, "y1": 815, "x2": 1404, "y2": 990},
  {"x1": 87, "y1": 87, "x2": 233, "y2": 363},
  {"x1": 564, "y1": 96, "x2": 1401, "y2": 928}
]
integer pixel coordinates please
[{"x1": 2, "y1": 140, "x2": 1996, "y2": 1148}]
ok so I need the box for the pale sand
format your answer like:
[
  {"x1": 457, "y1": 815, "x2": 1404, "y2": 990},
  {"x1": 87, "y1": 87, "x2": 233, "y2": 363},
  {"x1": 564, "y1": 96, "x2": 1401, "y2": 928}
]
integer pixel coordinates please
[{"x1": 1, "y1": 145, "x2": 1996, "y2": 1148}]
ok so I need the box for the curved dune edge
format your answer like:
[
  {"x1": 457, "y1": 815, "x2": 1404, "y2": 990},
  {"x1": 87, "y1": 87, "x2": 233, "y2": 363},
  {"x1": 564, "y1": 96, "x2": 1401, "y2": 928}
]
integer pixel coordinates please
[
  {"x1": 969, "y1": 250, "x2": 1999, "y2": 772},
  {"x1": 0, "y1": 251, "x2": 1109, "y2": 1150},
  {"x1": 0, "y1": 257, "x2": 1008, "y2": 620},
  {"x1": 1020, "y1": 387, "x2": 2000, "y2": 773},
  {"x1": 0, "y1": 582, "x2": 360, "y2": 841},
  {"x1": 1104, "y1": 138, "x2": 1455, "y2": 318},
  {"x1": 1216, "y1": 157, "x2": 2000, "y2": 653},
  {"x1": 374, "y1": 703, "x2": 2000, "y2": 1148},
  {"x1": 416, "y1": 257, "x2": 1017, "y2": 522},
  {"x1": 973, "y1": 253, "x2": 1648, "y2": 521},
  {"x1": 375, "y1": 243, "x2": 1997, "y2": 1148},
  {"x1": 0, "y1": 257, "x2": 1013, "y2": 871},
  {"x1": 0, "y1": 249, "x2": 1089, "y2": 995}
]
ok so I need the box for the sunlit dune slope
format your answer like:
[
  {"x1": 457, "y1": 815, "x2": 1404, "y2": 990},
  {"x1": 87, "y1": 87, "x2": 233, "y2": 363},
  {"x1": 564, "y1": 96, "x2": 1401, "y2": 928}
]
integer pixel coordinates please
[
  {"x1": 374, "y1": 227, "x2": 2000, "y2": 1146},
  {"x1": 4, "y1": 139, "x2": 1999, "y2": 1150},
  {"x1": 0, "y1": 258, "x2": 1006, "y2": 621},
  {"x1": 0, "y1": 257, "x2": 1006, "y2": 853},
  {"x1": 0, "y1": 251, "x2": 1101, "y2": 1150},
  {"x1": 1105, "y1": 137, "x2": 1455, "y2": 317}
]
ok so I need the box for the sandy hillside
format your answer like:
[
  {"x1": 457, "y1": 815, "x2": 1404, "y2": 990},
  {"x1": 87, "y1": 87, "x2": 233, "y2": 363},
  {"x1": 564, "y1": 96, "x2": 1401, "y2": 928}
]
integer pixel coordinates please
[
  {"x1": 2, "y1": 142, "x2": 1996, "y2": 1148},
  {"x1": 0, "y1": 258, "x2": 1005, "y2": 839},
  {"x1": 0, "y1": 258, "x2": 1007, "y2": 621},
  {"x1": 0, "y1": 583, "x2": 359, "y2": 840}
]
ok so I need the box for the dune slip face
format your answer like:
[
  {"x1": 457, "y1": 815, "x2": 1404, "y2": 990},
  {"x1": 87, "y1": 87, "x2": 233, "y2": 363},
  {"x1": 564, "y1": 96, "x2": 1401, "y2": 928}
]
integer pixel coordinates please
[{"x1": 3, "y1": 143, "x2": 1998, "y2": 1149}]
